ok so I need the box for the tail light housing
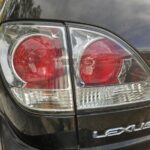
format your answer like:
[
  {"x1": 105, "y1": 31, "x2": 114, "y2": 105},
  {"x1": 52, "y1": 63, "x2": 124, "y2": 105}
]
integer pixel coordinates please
[
  {"x1": 0, "y1": 22, "x2": 150, "y2": 113},
  {"x1": 0, "y1": 23, "x2": 73, "y2": 112},
  {"x1": 69, "y1": 26, "x2": 150, "y2": 110}
]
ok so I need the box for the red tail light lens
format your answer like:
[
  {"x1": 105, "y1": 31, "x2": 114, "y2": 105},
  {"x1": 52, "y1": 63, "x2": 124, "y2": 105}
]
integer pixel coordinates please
[
  {"x1": 80, "y1": 39, "x2": 126, "y2": 85},
  {"x1": 13, "y1": 35, "x2": 64, "y2": 89}
]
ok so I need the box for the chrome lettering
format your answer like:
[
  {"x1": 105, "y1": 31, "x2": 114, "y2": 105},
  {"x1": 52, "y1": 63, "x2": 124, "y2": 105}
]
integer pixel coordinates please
[{"x1": 93, "y1": 121, "x2": 150, "y2": 139}]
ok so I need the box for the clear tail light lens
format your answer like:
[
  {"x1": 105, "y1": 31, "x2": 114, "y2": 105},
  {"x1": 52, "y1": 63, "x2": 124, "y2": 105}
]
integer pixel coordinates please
[
  {"x1": 0, "y1": 23, "x2": 73, "y2": 112},
  {"x1": 69, "y1": 27, "x2": 150, "y2": 110}
]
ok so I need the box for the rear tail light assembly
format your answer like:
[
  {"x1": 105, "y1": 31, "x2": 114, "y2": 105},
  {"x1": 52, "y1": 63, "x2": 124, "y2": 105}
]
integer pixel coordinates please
[
  {"x1": 70, "y1": 27, "x2": 150, "y2": 110},
  {"x1": 0, "y1": 22, "x2": 150, "y2": 113},
  {"x1": 0, "y1": 23, "x2": 73, "y2": 112}
]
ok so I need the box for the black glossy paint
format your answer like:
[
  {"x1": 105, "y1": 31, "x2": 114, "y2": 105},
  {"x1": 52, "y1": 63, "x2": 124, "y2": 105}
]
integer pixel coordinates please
[
  {"x1": 1, "y1": 0, "x2": 150, "y2": 50},
  {"x1": 0, "y1": 117, "x2": 37, "y2": 150},
  {"x1": 0, "y1": 0, "x2": 150, "y2": 149}
]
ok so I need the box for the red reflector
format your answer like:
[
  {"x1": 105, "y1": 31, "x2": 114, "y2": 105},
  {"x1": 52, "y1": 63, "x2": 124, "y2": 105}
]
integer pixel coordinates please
[
  {"x1": 13, "y1": 35, "x2": 64, "y2": 89},
  {"x1": 80, "y1": 39, "x2": 127, "y2": 85}
]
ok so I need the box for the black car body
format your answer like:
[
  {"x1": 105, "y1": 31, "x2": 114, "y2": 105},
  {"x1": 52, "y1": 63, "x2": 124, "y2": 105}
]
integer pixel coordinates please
[{"x1": 0, "y1": 0, "x2": 150, "y2": 149}]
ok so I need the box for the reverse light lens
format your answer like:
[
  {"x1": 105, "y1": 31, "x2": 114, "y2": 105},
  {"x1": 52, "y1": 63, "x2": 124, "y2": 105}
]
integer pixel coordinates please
[
  {"x1": 0, "y1": 23, "x2": 73, "y2": 112},
  {"x1": 70, "y1": 27, "x2": 150, "y2": 110}
]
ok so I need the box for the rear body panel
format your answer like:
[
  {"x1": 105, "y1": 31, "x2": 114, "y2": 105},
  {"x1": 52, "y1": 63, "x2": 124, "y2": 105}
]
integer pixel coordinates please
[
  {"x1": 0, "y1": 0, "x2": 150, "y2": 149},
  {"x1": 78, "y1": 106, "x2": 150, "y2": 149}
]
